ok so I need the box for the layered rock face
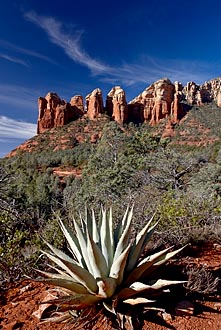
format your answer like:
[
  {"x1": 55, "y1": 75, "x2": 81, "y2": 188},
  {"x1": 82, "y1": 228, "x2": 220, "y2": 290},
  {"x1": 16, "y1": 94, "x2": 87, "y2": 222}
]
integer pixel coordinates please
[
  {"x1": 37, "y1": 93, "x2": 84, "y2": 134},
  {"x1": 129, "y1": 78, "x2": 178, "y2": 125},
  {"x1": 37, "y1": 77, "x2": 221, "y2": 134},
  {"x1": 86, "y1": 88, "x2": 104, "y2": 120},
  {"x1": 129, "y1": 77, "x2": 221, "y2": 125},
  {"x1": 171, "y1": 81, "x2": 185, "y2": 122},
  {"x1": 106, "y1": 86, "x2": 128, "y2": 124},
  {"x1": 182, "y1": 78, "x2": 221, "y2": 105},
  {"x1": 70, "y1": 95, "x2": 84, "y2": 114}
]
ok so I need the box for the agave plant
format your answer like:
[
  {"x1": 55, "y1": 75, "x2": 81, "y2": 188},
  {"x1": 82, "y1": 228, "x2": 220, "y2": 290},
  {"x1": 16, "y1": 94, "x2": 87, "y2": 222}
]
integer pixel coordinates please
[{"x1": 37, "y1": 205, "x2": 186, "y2": 328}]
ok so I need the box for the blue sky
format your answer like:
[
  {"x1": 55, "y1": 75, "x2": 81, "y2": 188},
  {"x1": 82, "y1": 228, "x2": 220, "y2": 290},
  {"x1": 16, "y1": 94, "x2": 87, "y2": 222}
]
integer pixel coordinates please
[{"x1": 1, "y1": 0, "x2": 221, "y2": 157}]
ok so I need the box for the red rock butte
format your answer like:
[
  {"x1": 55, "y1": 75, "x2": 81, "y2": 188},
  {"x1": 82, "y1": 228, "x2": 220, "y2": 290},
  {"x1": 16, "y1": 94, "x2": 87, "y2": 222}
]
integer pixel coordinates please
[{"x1": 37, "y1": 77, "x2": 221, "y2": 134}]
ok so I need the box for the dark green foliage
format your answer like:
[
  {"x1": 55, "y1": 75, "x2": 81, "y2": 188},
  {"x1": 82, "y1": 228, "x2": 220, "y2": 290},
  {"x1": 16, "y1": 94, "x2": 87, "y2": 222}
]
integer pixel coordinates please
[{"x1": 0, "y1": 211, "x2": 39, "y2": 282}]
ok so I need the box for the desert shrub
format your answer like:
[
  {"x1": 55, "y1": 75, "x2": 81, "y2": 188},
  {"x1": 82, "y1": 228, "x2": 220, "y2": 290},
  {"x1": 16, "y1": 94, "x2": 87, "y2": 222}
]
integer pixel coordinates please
[
  {"x1": 184, "y1": 265, "x2": 220, "y2": 296},
  {"x1": 153, "y1": 191, "x2": 221, "y2": 247},
  {"x1": 0, "y1": 212, "x2": 40, "y2": 282}
]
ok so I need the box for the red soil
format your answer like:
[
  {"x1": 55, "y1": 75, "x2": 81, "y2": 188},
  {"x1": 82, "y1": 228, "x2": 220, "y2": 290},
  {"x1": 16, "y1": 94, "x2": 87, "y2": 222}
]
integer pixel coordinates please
[{"x1": 0, "y1": 245, "x2": 221, "y2": 330}]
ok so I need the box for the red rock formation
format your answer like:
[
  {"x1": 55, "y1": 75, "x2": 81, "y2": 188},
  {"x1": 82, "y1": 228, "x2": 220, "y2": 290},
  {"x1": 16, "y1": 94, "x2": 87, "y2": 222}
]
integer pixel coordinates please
[
  {"x1": 129, "y1": 78, "x2": 176, "y2": 125},
  {"x1": 36, "y1": 76, "x2": 221, "y2": 135},
  {"x1": 203, "y1": 78, "x2": 221, "y2": 104},
  {"x1": 171, "y1": 81, "x2": 184, "y2": 122},
  {"x1": 182, "y1": 82, "x2": 198, "y2": 105},
  {"x1": 69, "y1": 95, "x2": 84, "y2": 121},
  {"x1": 106, "y1": 86, "x2": 128, "y2": 124},
  {"x1": 182, "y1": 78, "x2": 221, "y2": 106},
  {"x1": 37, "y1": 92, "x2": 84, "y2": 133},
  {"x1": 70, "y1": 95, "x2": 84, "y2": 112},
  {"x1": 55, "y1": 102, "x2": 67, "y2": 127},
  {"x1": 86, "y1": 88, "x2": 104, "y2": 120},
  {"x1": 151, "y1": 78, "x2": 175, "y2": 125}
]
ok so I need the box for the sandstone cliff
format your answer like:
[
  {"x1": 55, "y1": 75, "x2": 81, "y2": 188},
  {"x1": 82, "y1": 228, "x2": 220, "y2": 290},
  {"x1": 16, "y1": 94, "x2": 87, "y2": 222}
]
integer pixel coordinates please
[
  {"x1": 129, "y1": 78, "x2": 176, "y2": 125},
  {"x1": 106, "y1": 86, "x2": 128, "y2": 124},
  {"x1": 86, "y1": 88, "x2": 104, "y2": 120},
  {"x1": 37, "y1": 77, "x2": 221, "y2": 133},
  {"x1": 37, "y1": 92, "x2": 84, "y2": 134}
]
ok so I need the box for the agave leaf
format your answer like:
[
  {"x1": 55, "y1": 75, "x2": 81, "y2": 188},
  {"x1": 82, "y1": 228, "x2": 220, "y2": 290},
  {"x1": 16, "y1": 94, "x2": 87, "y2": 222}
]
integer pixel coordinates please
[
  {"x1": 114, "y1": 204, "x2": 130, "y2": 243},
  {"x1": 58, "y1": 218, "x2": 83, "y2": 266},
  {"x1": 137, "y1": 246, "x2": 170, "y2": 267},
  {"x1": 86, "y1": 231, "x2": 108, "y2": 278},
  {"x1": 83, "y1": 206, "x2": 92, "y2": 235},
  {"x1": 97, "y1": 277, "x2": 117, "y2": 298},
  {"x1": 38, "y1": 278, "x2": 91, "y2": 294},
  {"x1": 35, "y1": 269, "x2": 73, "y2": 281},
  {"x1": 47, "y1": 264, "x2": 87, "y2": 284},
  {"x1": 46, "y1": 293, "x2": 102, "y2": 310},
  {"x1": 84, "y1": 208, "x2": 99, "y2": 244},
  {"x1": 125, "y1": 246, "x2": 172, "y2": 285},
  {"x1": 154, "y1": 244, "x2": 188, "y2": 266},
  {"x1": 126, "y1": 215, "x2": 158, "y2": 272},
  {"x1": 78, "y1": 210, "x2": 86, "y2": 233},
  {"x1": 123, "y1": 297, "x2": 155, "y2": 305},
  {"x1": 144, "y1": 279, "x2": 186, "y2": 290},
  {"x1": 141, "y1": 221, "x2": 158, "y2": 252},
  {"x1": 119, "y1": 279, "x2": 185, "y2": 300},
  {"x1": 43, "y1": 240, "x2": 81, "y2": 267},
  {"x1": 109, "y1": 243, "x2": 131, "y2": 285},
  {"x1": 103, "y1": 301, "x2": 117, "y2": 315},
  {"x1": 47, "y1": 265, "x2": 73, "y2": 279},
  {"x1": 42, "y1": 251, "x2": 98, "y2": 293},
  {"x1": 135, "y1": 214, "x2": 156, "y2": 245},
  {"x1": 100, "y1": 207, "x2": 114, "y2": 270},
  {"x1": 118, "y1": 282, "x2": 151, "y2": 300},
  {"x1": 91, "y1": 209, "x2": 99, "y2": 244},
  {"x1": 113, "y1": 206, "x2": 134, "y2": 262},
  {"x1": 142, "y1": 244, "x2": 188, "y2": 278},
  {"x1": 42, "y1": 251, "x2": 75, "y2": 277},
  {"x1": 73, "y1": 218, "x2": 93, "y2": 274},
  {"x1": 130, "y1": 280, "x2": 186, "y2": 292}
]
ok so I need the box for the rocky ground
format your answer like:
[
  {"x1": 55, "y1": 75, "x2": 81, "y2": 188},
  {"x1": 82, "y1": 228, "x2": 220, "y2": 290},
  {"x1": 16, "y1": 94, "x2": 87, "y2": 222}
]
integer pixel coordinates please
[{"x1": 0, "y1": 244, "x2": 221, "y2": 330}]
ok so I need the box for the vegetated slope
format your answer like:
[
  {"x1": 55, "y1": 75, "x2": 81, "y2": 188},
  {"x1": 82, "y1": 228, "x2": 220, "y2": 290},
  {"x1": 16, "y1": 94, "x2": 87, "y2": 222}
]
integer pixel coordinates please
[
  {"x1": 6, "y1": 101, "x2": 221, "y2": 158},
  {"x1": 7, "y1": 115, "x2": 111, "y2": 158},
  {"x1": 1, "y1": 102, "x2": 221, "y2": 284},
  {"x1": 172, "y1": 102, "x2": 221, "y2": 145}
]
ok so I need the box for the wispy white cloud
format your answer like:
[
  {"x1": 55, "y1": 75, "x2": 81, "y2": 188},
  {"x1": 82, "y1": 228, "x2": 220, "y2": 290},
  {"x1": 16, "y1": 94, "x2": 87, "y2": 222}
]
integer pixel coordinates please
[
  {"x1": 24, "y1": 11, "x2": 109, "y2": 73},
  {"x1": 0, "y1": 83, "x2": 39, "y2": 109},
  {"x1": 0, "y1": 53, "x2": 29, "y2": 67},
  {"x1": 0, "y1": 117, "x2": 36, "y2": 158},
  {"x1": 104, "y1": 59, "x2": 213, "y2": 86},
  {"x1": 0, "y1": 116, "x2": 36, "y2": 140},
  {"x1": 0, "y1": 39, "x2": 58, "y2": 65},
  {"x1": 24, "y1": 11, "x2": 217, "y2": 87}
]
